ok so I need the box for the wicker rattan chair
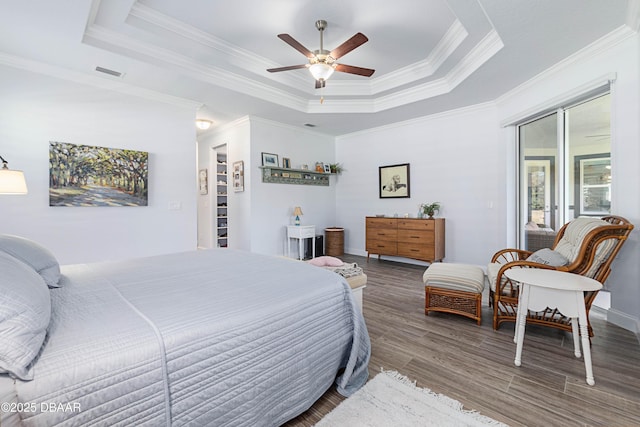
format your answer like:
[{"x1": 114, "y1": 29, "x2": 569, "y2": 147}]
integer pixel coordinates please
[{"x1": 488, "y1": 215, "x2": 634, "y2": 337}]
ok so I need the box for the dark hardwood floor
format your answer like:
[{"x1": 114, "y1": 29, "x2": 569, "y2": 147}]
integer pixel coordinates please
[{"x1": 285, "y1": 254, "x2": 640, "y2": 427}]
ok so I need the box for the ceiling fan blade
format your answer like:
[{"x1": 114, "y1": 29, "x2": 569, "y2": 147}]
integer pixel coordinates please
[
  {"x1": 267, "y1": 64, "x2": 309, "y2": 73},
  {"x1": 334, "y1": 63, "x2": 375, "y2": 77},
  {"x1": 277, "y1": 34, "x2": 315, "y2": 58},
  {"x1": 329, "y1": 33, "x2": 368, "y2": 59},
  {"x1": 315, "y1": 79, "x2": 326, "y2": 89}
]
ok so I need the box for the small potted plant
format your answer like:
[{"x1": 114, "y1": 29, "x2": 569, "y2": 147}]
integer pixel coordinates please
[
  {"x1": 329, "y1": 163, "x2": 344, "y2": 174},
  {"x1": 421, "y1": 202, "x2": 441, "y2": 219}
]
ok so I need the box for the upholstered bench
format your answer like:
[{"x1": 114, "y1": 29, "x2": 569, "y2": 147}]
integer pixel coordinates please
[
  {"x1": 306, "y1": 256, "x2": 367, "y2": 312},
  {"x1": 422, "y1": 263, "x2": 485, "y2": 325},
  {"x1": 340, "y1": 271, "x2": 367, "y2": 312}
]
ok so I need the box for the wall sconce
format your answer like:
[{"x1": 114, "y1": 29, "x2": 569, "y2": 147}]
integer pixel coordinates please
[
  {"x1": 293, "y1": 206, "x2": 303, "y2": 226},
  {"x1": 0, "y1": 155, "x2": 28, "y2": 195},
  {"x1": 195, "y1": 119, "x2": 213, "y2": 130}
]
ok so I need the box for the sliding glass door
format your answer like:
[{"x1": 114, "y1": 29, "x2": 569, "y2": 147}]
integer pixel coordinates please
[{"x1": 517, "y1": 93, "x2": 611, "y2": 251}]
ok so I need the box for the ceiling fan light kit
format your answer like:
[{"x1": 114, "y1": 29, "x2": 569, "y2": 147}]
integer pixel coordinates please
[{"x1": 267, "y1": 19, "x2": 374, "y2": 90}]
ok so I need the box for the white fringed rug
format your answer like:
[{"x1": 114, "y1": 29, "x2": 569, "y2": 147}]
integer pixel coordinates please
[{"x1": 316, "y1": 370, "x2": 509, "y2": 427}]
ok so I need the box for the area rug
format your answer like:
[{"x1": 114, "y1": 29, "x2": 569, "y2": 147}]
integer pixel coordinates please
[{"x1": 316, "y1": 370, "x2": 509, "y2": 427}]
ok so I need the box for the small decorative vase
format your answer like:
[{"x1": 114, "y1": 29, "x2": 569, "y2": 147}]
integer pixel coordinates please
[{"x1": 417, "y1": 211, "x2": 423, "y2": 219}]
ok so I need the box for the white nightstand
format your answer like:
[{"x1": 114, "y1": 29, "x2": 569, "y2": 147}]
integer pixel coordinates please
[{"x1": 287, "y1": 225, "x2": 316, "y2": 260}]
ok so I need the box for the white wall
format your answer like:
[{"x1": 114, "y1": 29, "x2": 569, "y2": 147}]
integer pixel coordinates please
[
  {"x1": 334, "y1": 33, "x2": 639, "y2": 333},
  {"x1": 335, "y1": 104, "x2": 504, "y2": 267},
  {"x1": 496, "y1": 34, "x2": 640, "y2": 333},
  {"x1": 197, "y1": 117, "x2": 251, "y2": 250},
  {"x1": 197, "y1": 117, "x2": 336, "y2": 257},
  {"x1": 0, "y1": 65, "x2": 198, "y2": 264}
]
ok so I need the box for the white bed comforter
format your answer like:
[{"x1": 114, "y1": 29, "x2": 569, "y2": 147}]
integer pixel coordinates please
[{"x1": 0, "y1": 249, "x2": 370, "y2": 426}]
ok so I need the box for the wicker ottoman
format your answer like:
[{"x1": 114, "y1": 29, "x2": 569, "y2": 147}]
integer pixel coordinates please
[{"x1": 423, "y1": 263, "x2": 485, "y2": 325}]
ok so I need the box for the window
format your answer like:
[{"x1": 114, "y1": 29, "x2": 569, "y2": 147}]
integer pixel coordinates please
[{"x1": 517, "y1": 93, "x2": 611, "y2": 251}]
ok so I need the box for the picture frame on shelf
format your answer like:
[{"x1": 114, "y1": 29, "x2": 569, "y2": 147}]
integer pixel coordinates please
[
  {"x1": 323, "y1": 164, "x2": 331, "y2": 173},
  {"x1": 261, "y1": 152, "x2": 279, "y2": 167},
  {"x1": 233, "y1": 161, "x2": 244, "y2": 192},
  {"x1": 379, "y1": 163, "x2": 410, "y2": 198},
  {"x1": 282, "y1": 157, "x2": 291, "y2": 168}
]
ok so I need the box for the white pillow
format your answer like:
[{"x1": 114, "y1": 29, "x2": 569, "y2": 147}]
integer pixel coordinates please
[
  {"x1": 527, "y1": 248, "x2": 570, "y2": 267},
  {"x1": 0, "y1": 235, "x2": 61, "y2": 288},
  {"x1": 0, "y1": 252, "x2": 51, "y2": 380}
]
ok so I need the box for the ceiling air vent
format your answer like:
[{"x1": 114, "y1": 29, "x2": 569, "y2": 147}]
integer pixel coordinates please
[{"x1": 95, "y1": 66, "x2": 124, "y2": 78}]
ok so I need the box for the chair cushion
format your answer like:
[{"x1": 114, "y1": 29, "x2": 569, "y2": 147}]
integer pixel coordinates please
[
  {"x1": 527, "y1": 248, "x2": 569, "y2": 266},
  {"x1": 486, "y1": 262, "x2": 521, "y2": 294},
  {"x1": 554, "y1": 217, "x2": 610, "y2": 262},
  {"x1": 423, "y1": 263, "x2": 485, "y2": 294}
]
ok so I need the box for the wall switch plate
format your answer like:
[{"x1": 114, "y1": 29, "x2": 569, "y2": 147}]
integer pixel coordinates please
[{"x1": 168, "y1": 201, "x2": 181, "y2": 210}]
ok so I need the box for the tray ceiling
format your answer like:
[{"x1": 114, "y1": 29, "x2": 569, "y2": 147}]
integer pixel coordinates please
[{"x1": 0, "y1": 0, "x2": 635, "y2": 135}]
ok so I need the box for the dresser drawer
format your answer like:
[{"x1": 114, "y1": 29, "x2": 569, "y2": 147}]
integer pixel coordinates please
[
  {"x1": 397, "y1": 219, "x2": 435, "y2": 231},
  {"x1": 366, "y1": 239, "x2": 397, "y2": 255},
  {"x1": 366, "y1": 228, "x2": 398, "y2": 241},
  {"x1": 366, "y1": 217, "x2": 397, "y2": 228},
  {"x1": 397, "y1": 229, "x2": 434, "y2": 244},
  {"x1": 397, "y1": 243, "x2": 434, "y2": 261}
]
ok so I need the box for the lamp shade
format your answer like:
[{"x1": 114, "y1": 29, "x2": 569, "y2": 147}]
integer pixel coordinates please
[
  {"x1": 309, "y1": 63, "x2": 335, "y2": 81},
  {"x1": 293, "y1": 206, "x2": 303, "y2": 216},
  {"x1": 0, "y1": 168, "x2": 28, "y2": 194}
]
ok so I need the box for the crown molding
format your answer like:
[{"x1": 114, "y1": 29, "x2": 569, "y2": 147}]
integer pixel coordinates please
[
  {"x1": 626, "y1": 0, "x2": 640, "y2": 32},
  {"x1": 83, "y1": 24, "x2": 310, "y2": 111},
  {"x1": 129, "y1": 3, "x2": 306, "y2": 85},
  {"x1": 121, "y1": 4, "x2": 484, "y2": 98},
  {"x1": 83, "y1": 21, "x2": 502, "y2": 115},
  {"x1": 247, "y1": 115, "x2": 334, "y2": 138},
  {"x1": 203, "y1": 115, "x2": 251, "y2": 138},
  {"x1": 0, "y1": 51, "x2": 202, "y2": 110},
  {"x1": 447, "y1": 29, "x2": 503, "y2": 87},
  {"x1": 498, "y1": 73, "x2": 616, "y2": 127},
  {"x1": 496, "y1": 25, "x2": 635, "y2": 110},
  {"x1": 336, "y1": 101, "x2": 496, "y2": 139},
  {"x1": 370, "y1": 19, "x2": 468, "y2": 93},
  {"x1": 309, "y1": 30, "x2": 502, "y2": 113}
]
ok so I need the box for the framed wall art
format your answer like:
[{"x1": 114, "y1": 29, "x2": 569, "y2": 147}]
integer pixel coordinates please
[
  {"x1": 282, "y1": 157, "x2": 291, "y2": 168},
  {"x1": 49, "y1": 141, "x2": 148, "y2": 207},
  {"x1": 379, "y1": 163, "x2": 410, "y2": 198},
  {"x1": 261, "y1": 152, "x2": 278, "y2": 167},
  {"x1": 233, "y1": 161, "x2": 244, "y2": 192},
  {"x1": 199, "y1": 169, "x2": 208, "y2": 195}
]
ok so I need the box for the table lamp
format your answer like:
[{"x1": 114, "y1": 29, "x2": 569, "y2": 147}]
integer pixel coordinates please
[
  {"x1": 293, "y1": 206, "x2": 303, "y2": 226},
  {"x1": 0, "y1": 154, "x2": 28, "y2": 194}
]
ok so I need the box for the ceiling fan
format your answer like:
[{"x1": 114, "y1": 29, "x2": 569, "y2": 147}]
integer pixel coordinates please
[{"x1": 267, "y1": 20, "x2": 375, "y2": 89}]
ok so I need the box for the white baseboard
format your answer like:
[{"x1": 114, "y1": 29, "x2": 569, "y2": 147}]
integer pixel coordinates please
[{"x1": 607, "y1": 308, "x2": 640, "y2": 339}]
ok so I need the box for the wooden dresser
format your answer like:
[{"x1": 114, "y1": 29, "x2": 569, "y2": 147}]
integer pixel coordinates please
[{"x1": 366, "y1": 217, "x2": 445, "y2": 263}]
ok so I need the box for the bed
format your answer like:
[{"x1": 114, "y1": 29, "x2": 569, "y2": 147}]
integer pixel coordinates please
[{"x1": 0, "y1": 236, "x2": 370, "y2": 427}]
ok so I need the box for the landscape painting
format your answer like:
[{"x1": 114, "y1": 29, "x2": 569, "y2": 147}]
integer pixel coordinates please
[{"x1": 49, "y1": 142, "x2": 148, "y2": 207}]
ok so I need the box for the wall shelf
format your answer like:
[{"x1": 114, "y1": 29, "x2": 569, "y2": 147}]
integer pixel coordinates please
[{"x1": 260, "y1": 166, "x2": 330, "y2": 186}]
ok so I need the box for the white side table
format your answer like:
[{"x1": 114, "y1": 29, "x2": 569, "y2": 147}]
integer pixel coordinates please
[
  {"x1": 287, "y1": 225, "x2": 316, "y2": 260},
  {"x1": 504, "y1": 268, "x2": 602, "y2": 385}
]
